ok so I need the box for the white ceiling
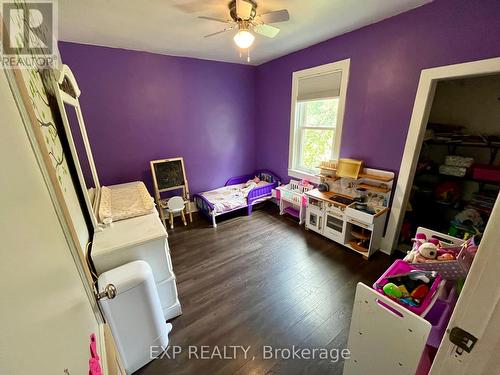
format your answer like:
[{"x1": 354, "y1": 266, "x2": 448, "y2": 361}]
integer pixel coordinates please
[{"x1": 59, "y1": 0, "x2": 431, "y2": 66}]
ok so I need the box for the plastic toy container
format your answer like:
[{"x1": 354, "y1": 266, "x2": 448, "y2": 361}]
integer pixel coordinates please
[
  {"x1": 472, "y1": 164, "x2": 500, "y2": 183},
  {"x1": 424, "y1": 299, "x2": 452, "y2": 348},
  {"x1": 409, "y1": 227, "x2": 475, "y2": 280},
  {"x1": 373, "y1": 259, "x2": 443, "y2": 316},
  {"x1": 421, "y1": 281, "x2": 458, "y2": 348}
]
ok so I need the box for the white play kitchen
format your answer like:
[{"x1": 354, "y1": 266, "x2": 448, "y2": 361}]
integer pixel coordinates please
[{"x1": 303, "y1": 159, "x2": 394, "y2": 258}]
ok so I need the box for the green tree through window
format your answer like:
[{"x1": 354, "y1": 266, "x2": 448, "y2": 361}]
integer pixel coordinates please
[{"x1": 297, "y1": 98, "x2": 339, "y2": 172}]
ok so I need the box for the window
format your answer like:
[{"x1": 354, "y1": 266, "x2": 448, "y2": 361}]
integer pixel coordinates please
[
  {"x1": 288, "y1": 60, "x2": 350, "y2": 182},
  {"x1": 295, "y1": 98, "x2": 338, "y2": 173}
]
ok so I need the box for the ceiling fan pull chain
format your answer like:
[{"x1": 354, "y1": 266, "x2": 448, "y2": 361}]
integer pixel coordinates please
[{"x1": 247, "y1": 49, "x2": 250, "y2": 63}]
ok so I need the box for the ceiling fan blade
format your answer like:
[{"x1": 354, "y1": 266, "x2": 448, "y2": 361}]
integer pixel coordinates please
[
  {"x1": 198, "y1": 16, "x2": 230, "y2": 24},
  {"x1": 236, "y1": 0, "x2": 253, "y2": 19},
  {"x1": 258, "y1": 9, "x2": 290, "y2": 24},
  {"x1": 253, "y1": 24, "x2": 280, "y2": 38},
  {"x1": 204, "y1": 27, "x2": 234, "y2": 38}
]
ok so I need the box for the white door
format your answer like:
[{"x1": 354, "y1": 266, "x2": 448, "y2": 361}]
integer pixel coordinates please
[
  {"x1": 0, "y1": 69, "x2": 110, "y2": 374},
  {"x1": 430, "y1": 194, "x2": 500, "y2": 373}
]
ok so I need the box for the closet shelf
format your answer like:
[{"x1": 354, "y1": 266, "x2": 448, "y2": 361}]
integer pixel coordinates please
[
  {"x1": 424, "y1": 139, "x2": 500, "y2": 164},
  {"x1": 417, "y1": 171, "x2": 500, "y2": 186}
]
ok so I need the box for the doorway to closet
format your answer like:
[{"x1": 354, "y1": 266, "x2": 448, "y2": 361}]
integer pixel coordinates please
[{"x1": 396, "y1": 73, "x2": 500, "y2": 252}]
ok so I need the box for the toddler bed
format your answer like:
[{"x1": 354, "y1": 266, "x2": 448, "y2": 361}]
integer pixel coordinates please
[{"x1": 193, "y1": 170, "x2": 280, "y2": 227}]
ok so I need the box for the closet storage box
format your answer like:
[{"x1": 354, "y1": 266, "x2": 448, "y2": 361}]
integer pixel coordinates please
[
  {"x1": 98, "y1": 261, "x2": 172, "y2": 374},
  {"x1": 445, "y1": 155, "x2": 474, "y2": 168},
  {"x1": 438, "y1": 164, "x2": 467, "y2": 177},
  {"x1": 472, "y1": 164, "x2": 500, "y2": 183}
]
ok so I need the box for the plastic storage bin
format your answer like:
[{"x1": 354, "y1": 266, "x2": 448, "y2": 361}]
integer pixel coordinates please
[
  {"x1": 472, "y1": 164, "x2": 500, "y2": 182},
  {"x1": 98, "y1": 260, "x2": 172, "y2": 374},
  {"x1": 373, "y1": 259, "x2": 443, "y2": 316},
  {"x1": 409, "y1": 227, "x2": 475, "y2": 280},
  {"x1": 425, "y1": 283, "x2": 457, "y2": 348},
  {"x1": 424, "y1": 299, "x2": 451, "y2": 348}
]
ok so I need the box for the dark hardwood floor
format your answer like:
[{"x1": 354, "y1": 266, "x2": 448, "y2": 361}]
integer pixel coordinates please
[{"x1": 136, "y1": 203, "x2": 394, "y2": 375}]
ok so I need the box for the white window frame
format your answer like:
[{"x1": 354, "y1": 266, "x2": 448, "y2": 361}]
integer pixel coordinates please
[{"x1": 288, "y1": 59, "x2": 350, "y2": 183}]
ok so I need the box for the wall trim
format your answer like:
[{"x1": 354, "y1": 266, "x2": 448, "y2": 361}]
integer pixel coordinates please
[{"x1": 288, "y1": 59, "x2": 350, "y2": 178}]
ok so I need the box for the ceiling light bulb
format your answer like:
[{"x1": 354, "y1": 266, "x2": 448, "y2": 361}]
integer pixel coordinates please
[{"x1": 233, "y1": 29, "x2": 255, "y2": 49}]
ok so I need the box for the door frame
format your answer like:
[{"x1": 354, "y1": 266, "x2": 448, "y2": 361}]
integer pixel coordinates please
[{"x1": 382, "y1": 57, "x2": 500, "y2": 253}]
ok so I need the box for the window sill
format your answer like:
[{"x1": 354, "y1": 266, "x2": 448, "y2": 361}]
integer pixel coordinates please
[{"x1": 288, "y1": 169, "x2": 320, "y2": 185}]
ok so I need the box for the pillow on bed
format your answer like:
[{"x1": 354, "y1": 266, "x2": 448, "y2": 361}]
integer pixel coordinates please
[
  {"x1": 245, "y1": 176, "x2": 261, "y2": 187},
  {"x1": 245, "y1": 180, "x2": 257, "y2": 188}
]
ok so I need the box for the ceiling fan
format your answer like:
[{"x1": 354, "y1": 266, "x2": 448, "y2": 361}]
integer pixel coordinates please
[{"x1": 199, "y1": 0, "x2": 290, "y2": 59}]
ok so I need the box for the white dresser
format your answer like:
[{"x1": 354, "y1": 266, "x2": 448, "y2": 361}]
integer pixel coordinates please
[
  {"x1": 92, "y1": 208, "x2": 181, "y2": 321},
  {"x1": 50, "y1": 66, "x2": 181, "y2": 321}
]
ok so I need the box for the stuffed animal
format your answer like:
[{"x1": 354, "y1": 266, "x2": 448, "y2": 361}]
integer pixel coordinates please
[
  {"x1": 455, "y1": 208, "x2": 483, "y2": 228},
  {"x1": 404, "y1": 233, "x2": 427, "y2": 262},
  {"x1": 415, "y1": 242, "x2": 438, "y2": 263},
  {"x1": 404, "y1": 231, "x2": 444, "y2": 262},
  {"x1": 437, "y1": 252, "x2": 455, "y2": 261}
]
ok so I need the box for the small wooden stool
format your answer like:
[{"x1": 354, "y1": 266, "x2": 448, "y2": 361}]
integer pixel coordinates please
[{"x1": 166, "y1": 196, "x2": 187, "y2": 229}]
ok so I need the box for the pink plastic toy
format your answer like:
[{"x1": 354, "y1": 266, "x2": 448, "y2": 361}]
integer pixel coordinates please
[{"x1": 89, "y1": 333, "x2": 102, "y2": 375}]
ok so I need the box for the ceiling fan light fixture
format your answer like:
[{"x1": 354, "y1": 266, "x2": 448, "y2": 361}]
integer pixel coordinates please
[{"x1": 233, "y1": 28, "x2": 255, "y2": 49}]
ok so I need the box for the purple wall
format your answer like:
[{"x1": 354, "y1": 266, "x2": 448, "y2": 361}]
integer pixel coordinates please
[
  {"x1": 255, "y1": 0, "x2": 500, "y2": 181},
  {"x1": 58, "y1": 42, "x2": 256, "y2": 194},
  {"x1": 60, "y1": 0, "x2": 500, "y2": 194}
]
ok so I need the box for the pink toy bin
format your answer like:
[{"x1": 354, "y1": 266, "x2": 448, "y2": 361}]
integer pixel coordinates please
[
  {"x1": 373, "y1": 259, "x2": 443, "y2": 316},
  {"x1": 426, "y1": 282, "x2": 457, "y2": 348}
]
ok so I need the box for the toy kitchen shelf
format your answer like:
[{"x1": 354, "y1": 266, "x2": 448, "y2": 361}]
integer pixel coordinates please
[{"x1": 305, "y1": 164, "x2": 394, "y2": 259}]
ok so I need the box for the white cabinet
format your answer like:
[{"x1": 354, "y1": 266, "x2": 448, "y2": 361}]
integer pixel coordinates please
[
  {"x1": 305, "y1": 196, "x2": 324, "y2": 234},
  {"x1": 91, "y1": 183, "x2": 182, "y2": 321},
  {"x1": 304, "y1": 189, "x2": 389, "y2": 259},
  {"x1": 323, "y1": 207, "x2": 347, "y2": 243},
  {"x1": 344, "y1": 208, "x2": 387, "y2": 258}
]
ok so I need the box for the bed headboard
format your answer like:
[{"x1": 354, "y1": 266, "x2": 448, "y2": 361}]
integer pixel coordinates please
[
  {"x1": 225, "y1": 170, "x2": 281, "y2": 187},
  {"x1": 254, "y1": 170, "x2": 280, "y2": 185}
]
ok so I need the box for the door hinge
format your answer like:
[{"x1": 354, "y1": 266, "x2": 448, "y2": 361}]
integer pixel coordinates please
[{"x1": 449, "y1": 326, "x2": 477, "y2": 355}]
